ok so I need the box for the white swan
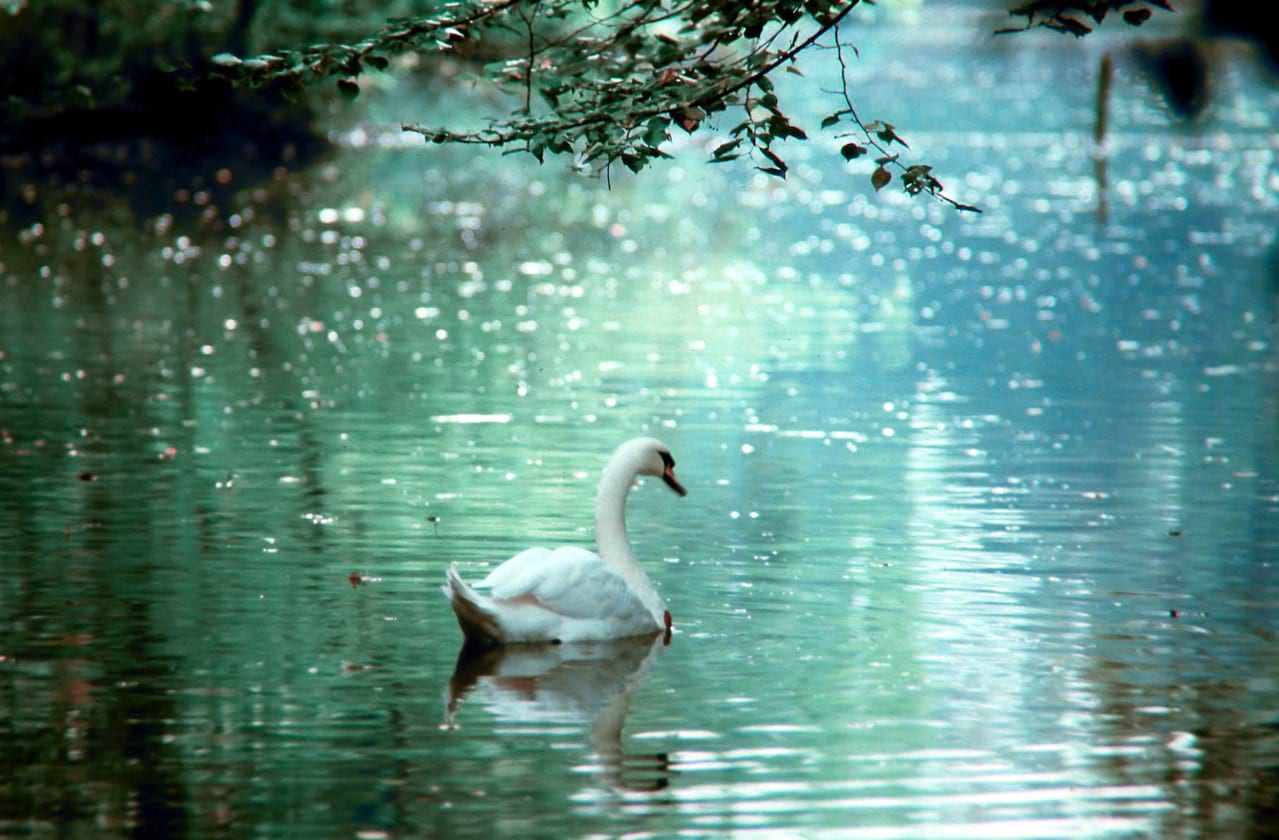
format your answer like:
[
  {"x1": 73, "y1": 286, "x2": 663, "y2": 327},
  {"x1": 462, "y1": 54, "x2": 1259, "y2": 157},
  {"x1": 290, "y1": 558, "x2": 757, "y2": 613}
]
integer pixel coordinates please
[{"x1": 443, "y1": 437, "x2": 687, "y2": 646}]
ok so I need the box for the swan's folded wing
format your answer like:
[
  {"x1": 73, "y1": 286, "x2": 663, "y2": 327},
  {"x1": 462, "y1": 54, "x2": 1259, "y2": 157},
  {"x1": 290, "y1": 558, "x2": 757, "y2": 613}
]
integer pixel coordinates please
[
  {"x1": 535, "y1": 548, "x2": 637, "y2": 619},
  {"x1": 479, "y1": 547, "x2": 554, "y2": 592},
  {"x1": 487, "y1": 547, "x2": 643, "y2": 621}
]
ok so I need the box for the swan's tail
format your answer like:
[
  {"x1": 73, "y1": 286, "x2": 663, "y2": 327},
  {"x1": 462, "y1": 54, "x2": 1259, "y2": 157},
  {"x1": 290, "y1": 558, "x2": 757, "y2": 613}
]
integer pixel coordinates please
[{"x1": 443, "y1": 565, "x2": 503, "y2": 648}]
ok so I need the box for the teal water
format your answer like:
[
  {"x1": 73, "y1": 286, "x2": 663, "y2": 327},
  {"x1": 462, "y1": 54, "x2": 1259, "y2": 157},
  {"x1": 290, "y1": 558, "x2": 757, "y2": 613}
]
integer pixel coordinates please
[{"x1": 3, "y1": 7, "x2": 1279, "y2": 838}]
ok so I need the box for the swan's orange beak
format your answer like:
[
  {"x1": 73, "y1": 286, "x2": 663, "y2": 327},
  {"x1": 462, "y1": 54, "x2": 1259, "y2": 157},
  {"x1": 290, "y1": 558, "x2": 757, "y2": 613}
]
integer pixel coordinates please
[{"x1": 662, "y1": 466, "x2": 687, "y2": 497}]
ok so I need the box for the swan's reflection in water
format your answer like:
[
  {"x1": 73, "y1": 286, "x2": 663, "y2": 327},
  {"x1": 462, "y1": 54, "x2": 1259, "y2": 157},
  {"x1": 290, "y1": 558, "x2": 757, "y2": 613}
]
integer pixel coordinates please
[{"x1": 446, "y1": 632, "x2": 671, "y2": 791}]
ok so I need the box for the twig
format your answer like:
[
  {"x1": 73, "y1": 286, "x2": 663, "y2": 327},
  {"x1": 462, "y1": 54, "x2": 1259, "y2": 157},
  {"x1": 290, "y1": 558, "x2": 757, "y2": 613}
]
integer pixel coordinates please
[{"x1": 830, "y1": 22, "x2": 980, "y2": 213}]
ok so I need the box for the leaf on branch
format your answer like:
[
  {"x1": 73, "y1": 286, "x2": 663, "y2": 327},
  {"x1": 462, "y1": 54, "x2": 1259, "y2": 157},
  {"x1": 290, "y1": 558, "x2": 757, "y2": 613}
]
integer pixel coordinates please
[
  {"x1": 1047, "y1": 17, "x2": 1093, "y2": 37},
  {"x1": 540, "y1": 88, "x2": 561, "y2": 109},
  {"x1": 674, "y1": 105, "x2": 706, "y2": 132},
  {"x1": 67, "y1": 85, "x2": 94, "y2": 109},
  {"x1": 638, "y1": 144, "x2": 673, "y2": 160},
  {"x1": 821, "y1": 114, "x2": 843, "y2": 129},
  {"x1": 643, "y1": 116, "x2": 671, "y2": 148},
  {"x1": 337, "y1": 79, "x2": 360, "y2": 99},
  {"x1": 871, "y1": 166, "x2": 891, "y2": 191},
  {"x1": 710, "y1": 139, "x2": 743, "y2": 162},
  {"x1": 874, "y1": 122, "x2": 908, "y2": 148},
  {"x1": 1004, "y1": 1, "x2": 1172, "y2": 37},
  {"x1": 760, "y1": 146, "x2": 789, "y2": 175},
  {"x1": 902, "y1": 164, "x2": 942, "y2": 196},
  {"x1": 840, "y1": 142, "x2": 866, "y2": 160}
]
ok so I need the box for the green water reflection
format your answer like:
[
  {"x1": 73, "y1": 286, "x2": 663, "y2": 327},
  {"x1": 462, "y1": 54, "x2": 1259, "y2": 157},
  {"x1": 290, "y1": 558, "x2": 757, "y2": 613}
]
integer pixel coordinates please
[{"x1": 4, "y1": 11, "x2": 1279, "y2": 839}]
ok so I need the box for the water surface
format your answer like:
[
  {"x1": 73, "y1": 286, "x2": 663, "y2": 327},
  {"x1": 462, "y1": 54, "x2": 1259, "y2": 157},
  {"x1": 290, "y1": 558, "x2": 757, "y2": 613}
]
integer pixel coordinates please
[{"x1": 3, "y1": 6, "x2": 1278, "y2": 838}]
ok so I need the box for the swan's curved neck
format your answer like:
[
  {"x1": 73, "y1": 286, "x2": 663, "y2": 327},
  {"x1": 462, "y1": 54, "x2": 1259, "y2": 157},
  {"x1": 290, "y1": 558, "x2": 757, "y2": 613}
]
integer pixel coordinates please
[{"x1": 595, "y1": 457, "x2": 665, "y2": 622}]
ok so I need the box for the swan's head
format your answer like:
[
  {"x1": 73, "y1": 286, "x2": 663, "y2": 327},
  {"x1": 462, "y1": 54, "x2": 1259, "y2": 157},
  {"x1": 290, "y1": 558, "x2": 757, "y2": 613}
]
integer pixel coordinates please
[{"x1": 620, "y1": 437, "x2": 687, "y2": 497}]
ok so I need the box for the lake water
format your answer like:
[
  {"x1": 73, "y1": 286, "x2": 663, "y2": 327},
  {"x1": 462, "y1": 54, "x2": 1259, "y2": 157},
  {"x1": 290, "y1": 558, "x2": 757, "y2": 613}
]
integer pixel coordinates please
[{"x1": 3, "y1": 5, "x2": 1278, "y2": 838}]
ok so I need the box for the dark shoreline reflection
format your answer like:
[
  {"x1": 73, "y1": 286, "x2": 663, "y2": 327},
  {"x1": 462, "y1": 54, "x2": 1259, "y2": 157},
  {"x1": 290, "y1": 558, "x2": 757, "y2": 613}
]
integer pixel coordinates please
[{"x1": 446, "y1": 633, "x2": 671, "y2": 792}]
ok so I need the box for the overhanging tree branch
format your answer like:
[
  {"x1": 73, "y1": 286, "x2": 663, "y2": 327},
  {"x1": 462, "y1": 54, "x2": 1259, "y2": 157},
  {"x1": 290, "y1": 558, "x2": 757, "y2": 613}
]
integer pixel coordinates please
[{"x1": 201, "y1": 0, "x2": 1168, "y2": 210}]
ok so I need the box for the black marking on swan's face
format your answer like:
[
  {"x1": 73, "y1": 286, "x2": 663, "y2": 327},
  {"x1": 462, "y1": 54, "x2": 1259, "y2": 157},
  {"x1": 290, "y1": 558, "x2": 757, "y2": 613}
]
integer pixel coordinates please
[{"x1": 657, "y1": 449, "x2": 687, "y2": 497}]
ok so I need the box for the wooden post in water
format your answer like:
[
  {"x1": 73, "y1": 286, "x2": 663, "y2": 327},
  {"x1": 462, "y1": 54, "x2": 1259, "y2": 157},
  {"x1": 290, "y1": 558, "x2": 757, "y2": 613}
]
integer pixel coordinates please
[{"x1": 1094, "y1": 52, "x2": 1113, "y2": 223}]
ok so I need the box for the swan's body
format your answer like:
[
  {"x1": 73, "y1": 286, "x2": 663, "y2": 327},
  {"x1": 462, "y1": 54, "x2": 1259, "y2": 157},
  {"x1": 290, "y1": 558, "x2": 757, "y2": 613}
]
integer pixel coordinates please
[{"x1": 444, "y1": 437, "x2": 686, "y2": 646}]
